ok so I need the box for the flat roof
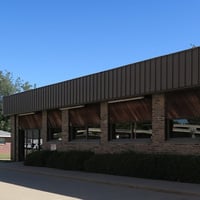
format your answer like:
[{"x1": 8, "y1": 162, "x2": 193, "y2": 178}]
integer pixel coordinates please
[{"x1": 0, "y1": 130, "x2": 11, "y2": 138}]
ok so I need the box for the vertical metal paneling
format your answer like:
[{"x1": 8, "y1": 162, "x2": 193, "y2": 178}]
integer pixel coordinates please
[
  {"x1": 155, "y1": 57, "x2": 161, "y2": 91},
  {"x1": 3, "y1": 47, "x2": 200, "y2": 116},
  {"x1": 161, "y1": 56, "x2": 167, "y2": 91},
  {"x1": 34, "y1": 89, "x2": 37, "y2": 110},
  {"x1": 145, "y1": 60, "x2": 150, "y2": 93},
  {"x1": 192, "y1": 48, "x2": 199, "y2": 85},
  {"x1": 57, "y1": 83, "x2": 62, "y2": 107},
  {"x1": 97, "y1": 73, "x2": 101, "y2": 101},
  {"x1": 93, "y1": 74, "x2": 97, "y2": 102},
  {"x1": 130, "y1": 64, "x2": 135, "y2": 96},
  {"x1": 89, "y1": 75, "x2": 93, "y2": 102},
  {"x1": 186, "y1": 50, "x2": 192, "y2": 86},
  {"x1": 63, "y1": 82, "x2": 68, "y2": 105},
  {"x1": 66, "y1": 81, "x2": 70, "y2": 105},
  {"x1": 135, "y1": 63, "x2": 140, "y2": 95},
  {"x1": 199, "y1": 49, "x2": 200, "y2": 84},
  {"x1": 179, "y1": 51, "x2": 186, "y2": 87},
  {"x1": 76, "y1": 78, "x2": 80, "y2": 104},
  {"x1": 140, "y1": 62, "x2": 145, "y2": 94},
  {"x1": 86, "y1": 77, "x2": 89, "y2": 102},
  {"x1": 116, "y1": 68, "x2": 122, "y2": 98},
  {"x1": 101, "y1": 72, "x2": 105, "y2": 100},
  {"x1": 104, "y1": 71, "x2": 109, "y2": 99},
  {"x1": 167, "y1": 55, "x2": 173, "y2": 89},
  {"x1": 113, "y1": 69, "x2": 117, "y2": 98},
  {"x1": 121, "y1": 67, "x2": 126, "y2": 97},
  {"x1": 42, "y1": 87, "x2": 45, "y2": 110},
  {"x1": 125, "y1": 65, "x2": 131, "y2": 96},
  {"x1": 79, "y1": 77, "x2": 84, "y2": 104},
  {"x1": 150, "y1": 59, "x2": 156, "y2": 92},
  {"x1": 173, "y1": 53, "x2": 179, "y2": 88},
  {"x1": 83, "y1": 76, "x2": 87, "y2": 103},
  {"x1": 70, "y1": 80, "x2": 73, "y2": 105},
  {"x1": 109, "y1": 70, "x2": 113, "y2": 99}
]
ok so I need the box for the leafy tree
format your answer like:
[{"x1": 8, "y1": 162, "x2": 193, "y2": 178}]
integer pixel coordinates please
[{"x1": 0, "y1": 70, "x2": 33, "y2": 131}]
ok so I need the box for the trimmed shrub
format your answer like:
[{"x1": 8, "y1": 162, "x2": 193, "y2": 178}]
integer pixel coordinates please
[
  {"x1": 24, "y1": 150, "x2": 52, "y2": 167},
  {"x1": 24, "y1": 150, "x2": 200, "y2": 183}
]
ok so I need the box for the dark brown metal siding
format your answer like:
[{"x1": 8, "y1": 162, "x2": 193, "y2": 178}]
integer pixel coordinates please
[{"x1": 3, "y1": 47, "x2": 200, "y2": 116}]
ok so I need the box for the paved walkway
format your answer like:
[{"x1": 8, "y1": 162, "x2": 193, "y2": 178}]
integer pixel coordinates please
[{"x1": 0, "y1": 161, "x2": 200, "y2": 197}]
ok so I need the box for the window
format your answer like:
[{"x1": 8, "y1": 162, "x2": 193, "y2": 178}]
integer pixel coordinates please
[
  {"x1": 47, "y1": 110, "x2": 62, "y2": 141},
  {"x1": 108, "y1": 97, "x2": 152, "y2": 141},
  {"x1": 110, "y1": 121, "x2": 152, "y2": 140},
  {"x1": 70, "y1": 125, "x2": 101, "y2": 141},
  {"x1": 168, "y1": 118, "x2": 200, "y2": 139},
  {"x1": 47, "y1": 127, "x2": 62, "y2": 141},
  {"x1": 69, "y1": 104, "x2": 101, "y2": 141},
  {"x1": 166, "y1": 90, "x2": 200, "y2": 141},
  {"x1": 0, "y1": 138, "x2": 6, "y2": 145}
]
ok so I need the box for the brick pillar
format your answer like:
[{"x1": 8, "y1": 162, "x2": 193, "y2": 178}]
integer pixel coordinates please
[
  {"x1": 100, "y1": 102, "x2": 109, "y2": 144},
  {"x1": 61, "y1": 109, "x2": 69, "y2": 142},
  {"x1": 10, "y1": 115, "x2": 17, "y2": 161},
  {"x1": 41, "y1": 111, "x2": 47, "y2": 149},
  {"x1": 152, "y1": 94, "x2": 166, "y2": 144}
]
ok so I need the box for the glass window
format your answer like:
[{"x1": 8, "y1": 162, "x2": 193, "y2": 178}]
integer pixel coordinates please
[
  {"x1": 69, "y1": 104, "x2": 101, "y2": 141},
  {"x1": 70, "y1": 125, "x2": 101, "y2": 141},
  {"x1": 0, "y1": 138, "x2": 6, "y2": 145},
  {"x1": 110, "y1": 121, "x2": 152, "y2": 140},
  {"x1": 110, "y1": 123, "x2": 132, "y2": 140},
  {"x1": 48, "y1": 127, "x2": 62, "y2": 141},
  {"x1": 135, "y1": 122, "x2": 152, "y2": 139},
  {"x1": 168, "y1": 118, "x2": 200, "y2": 139}
]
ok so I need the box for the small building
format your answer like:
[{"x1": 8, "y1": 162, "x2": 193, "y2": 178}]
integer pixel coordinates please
[
  {"x1": 0, "y1": 130, "x2": 11, "y2": 160},
  {"x1": 3, "y1": 47, "x2": 200, "y2": 161}
]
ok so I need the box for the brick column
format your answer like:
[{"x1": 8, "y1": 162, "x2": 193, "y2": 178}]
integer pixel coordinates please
[
  {"x1": 41, "y1": 111, "x2": 47, "y2": 149},
  {"x1": 152, "y1": 94, "x2": 166, "y2": 144},
  {"x1": 10, "y1": 115, "x2": 17, "y2": 161},
  {"x1": 100, "y1": 102, "x2": 109, "y2": 144},
  {"x1": 61, "y1": 109, "x2": 69, "y2": 142}
]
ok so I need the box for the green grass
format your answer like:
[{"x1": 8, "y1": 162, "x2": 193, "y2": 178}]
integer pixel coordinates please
[{"x1": 0, "y1": 154, "x2": 11, "y2": 160}]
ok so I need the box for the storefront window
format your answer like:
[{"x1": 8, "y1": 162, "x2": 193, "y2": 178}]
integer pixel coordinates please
[
  {"x1": 166, "y1": 90, "x2": 200, "y2": 141},
  {"x1": 168, "y1": 118, "x2": 200, "y2": 139},
  {"x1": 110, "y1": 121, "x2": 152, "y2": 140},
  {"x1": 48, "y1": 127, "x2": 62, "y2": 141},
  {"x1": 47, "y1": 110, "x2": 62, "y2": 141},
  {"x1": 69, "y1": 104, "x2": 101, "y2": 141},
  {"x1": 70, "y1": 125, "x2": 101, "y2": 141}
]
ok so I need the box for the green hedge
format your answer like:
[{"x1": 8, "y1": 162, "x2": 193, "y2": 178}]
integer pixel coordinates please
[
  {"x1": 24, "y1": 150, "x2": 94, "y2": 171},
  {"x1": 24, "y1": 150, "x2": 200, "y2": 183}
]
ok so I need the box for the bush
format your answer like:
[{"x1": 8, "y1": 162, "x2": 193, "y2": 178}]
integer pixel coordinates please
[
  {"x1": 84, "y1": 152, "x2": 200, "y2": 183},
  {"x1": 24, "y1": 150, "x2": 94, "y2": 171},
  {"x1": 24, "y1": 150, "x2": 200, "y2": 183},
  {"x1": 24, "y1": 150, "x2": 52, "y2": 167}
]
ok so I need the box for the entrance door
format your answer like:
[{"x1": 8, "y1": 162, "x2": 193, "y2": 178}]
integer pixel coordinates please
[
  {"x1": 18, "y1": 129, "x2": 25, "y2": 161},
  {"x1": 24, "y1": 129, "x2": 41, "y2": 159}
]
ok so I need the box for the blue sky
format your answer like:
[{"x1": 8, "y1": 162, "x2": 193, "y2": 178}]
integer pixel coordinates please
[{"x1": 0, "y1": 0, "x2": 200, "y2": 88}]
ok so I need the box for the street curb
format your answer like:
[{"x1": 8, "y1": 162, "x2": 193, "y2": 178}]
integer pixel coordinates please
[{"x1": 1, "y1": 164, "x2": 200, "y2": 197}]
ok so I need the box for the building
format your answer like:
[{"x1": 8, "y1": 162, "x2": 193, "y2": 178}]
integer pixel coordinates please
[
  {"x1": 0, "y1": 130, "x2": 11, "y2": 160},
  {"x1": 3, "y1": 47, "x2": 200, "y2": 161}
]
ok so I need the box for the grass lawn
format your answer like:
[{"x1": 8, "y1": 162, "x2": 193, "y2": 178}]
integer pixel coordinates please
[{"x1": 0, "y1": 154, "x2": 11, "y2": 160}]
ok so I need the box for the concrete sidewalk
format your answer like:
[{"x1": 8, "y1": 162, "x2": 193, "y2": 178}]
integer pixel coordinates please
[{"x1": 0, "y1": 161, "x2": 200, "y2": 197}]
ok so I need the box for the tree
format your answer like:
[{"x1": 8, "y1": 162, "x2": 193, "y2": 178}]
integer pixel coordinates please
[{"x1": 0, "y1": 70, "x2": 33, "y2": 131}]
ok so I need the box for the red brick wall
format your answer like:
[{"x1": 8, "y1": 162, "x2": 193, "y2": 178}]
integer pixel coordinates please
[{"x1": 0, "y1": 142, "x2": 11, "y2": 155}]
